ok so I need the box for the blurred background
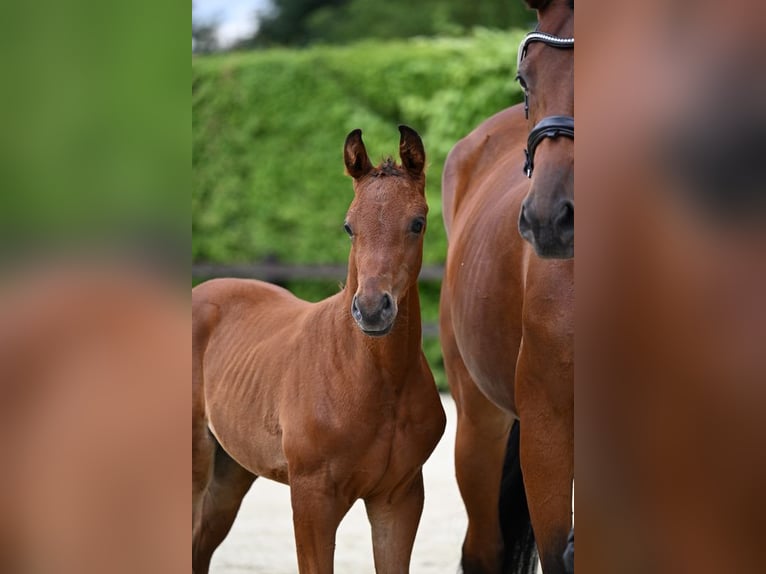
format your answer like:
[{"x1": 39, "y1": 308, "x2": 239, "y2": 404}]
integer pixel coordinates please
[
  {"x1": 1, "y1": 0, "x2": 763, "y2": 571},
  {"x1": 192, "y1": 0, "x2": 536, "y2": 389}
]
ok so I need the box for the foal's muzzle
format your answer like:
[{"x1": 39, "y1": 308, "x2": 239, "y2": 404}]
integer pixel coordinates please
[{"x1": 351, "y1": 292, "x2": 397, "y2": 336}]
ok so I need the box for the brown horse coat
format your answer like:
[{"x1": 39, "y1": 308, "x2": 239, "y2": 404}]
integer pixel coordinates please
[
  {"x1": 440, "y1": 3, "x2": 574, "y2": 570},
  {"x1": 441, "y1": 103, "x2": 574, "y2": 574},
  {"x1": 192, "y1": 126, "x2": 445, "y2": 574}
]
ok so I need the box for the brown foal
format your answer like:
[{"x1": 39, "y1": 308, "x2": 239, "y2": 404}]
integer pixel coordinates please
[{"x1": 192, "y1": 126, "x2": 445, "y2": 574}]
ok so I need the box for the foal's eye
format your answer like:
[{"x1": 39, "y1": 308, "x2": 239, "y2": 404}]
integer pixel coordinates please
[
  {"x1": 343, "y1": 222, "x2": 353, "y2": 237},
  {"x1": 409, "y1": 218, "x2": 425, "y2": 234}
]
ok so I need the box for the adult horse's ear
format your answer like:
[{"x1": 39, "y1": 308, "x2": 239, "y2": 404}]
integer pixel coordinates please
[
  {"x1": 524, "y1": 0, "x2": 570, "y2": 10},
  {"x1": 398, "y1": 125, "x2": 425, "y2": 179},
  {"x1": 344, "y1": 128, "x2": 372, "y2": 179}
]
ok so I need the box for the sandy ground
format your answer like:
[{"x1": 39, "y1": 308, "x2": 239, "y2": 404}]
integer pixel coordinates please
[{"x1": 209, "y1": 394, "x2": 542, "y2": 573}]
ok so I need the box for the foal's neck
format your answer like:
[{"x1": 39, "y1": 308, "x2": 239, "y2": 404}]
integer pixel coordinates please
[{"x1": 341, "y1": 272, "x2": 423, "y2": 368}]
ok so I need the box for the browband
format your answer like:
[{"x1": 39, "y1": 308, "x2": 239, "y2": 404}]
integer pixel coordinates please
[{"x1": 517, "y1": 32, "x2": 574, "y2": 71}]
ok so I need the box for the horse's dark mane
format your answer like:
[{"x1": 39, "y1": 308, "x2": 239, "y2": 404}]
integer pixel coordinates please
[{"x1": 372, "y1": 157, "x2": 404, "y2": 177}]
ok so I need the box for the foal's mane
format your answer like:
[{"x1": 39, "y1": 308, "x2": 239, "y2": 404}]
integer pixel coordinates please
[{"x1": 370, "y1": 157, "x2": 405, "y2": 178}]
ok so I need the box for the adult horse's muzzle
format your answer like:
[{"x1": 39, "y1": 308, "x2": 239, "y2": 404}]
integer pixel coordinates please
[
  {"x1": 519, "y1": 196, "x2": 574, "y2": 259},
  {"x1": 518, "y1": 117, "x2": 575, "y2": 259},
  {"x1": 351, "y1": 291, "x2": 397, "y2": 337}
]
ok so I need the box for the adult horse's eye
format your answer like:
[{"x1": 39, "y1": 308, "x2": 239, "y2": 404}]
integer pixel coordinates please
[
  {"x1": 410, "y1": 218, "x2": 425, "y2": 234},
  {"x1": 515, "y1": 73, "x2": 528, "y2": 91},
  {"x1": 343, "y1": 222, "x2": 353, "y2": 237}
]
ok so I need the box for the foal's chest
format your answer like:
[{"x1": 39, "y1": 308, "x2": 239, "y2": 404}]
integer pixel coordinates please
[{"x1": 282, "y1": 373, "x2": 444, "y2": 493}]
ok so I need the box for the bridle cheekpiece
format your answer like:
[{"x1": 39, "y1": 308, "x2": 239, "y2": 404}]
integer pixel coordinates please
[{"x1": 517, "y1": 32, "x2": 575, "y2": 178}]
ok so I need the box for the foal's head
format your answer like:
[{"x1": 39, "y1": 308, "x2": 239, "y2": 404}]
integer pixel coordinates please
[
  {"x1": 516, "y1": 0, "x2": 574, "y2": 258},
  {"x1": 342, "y1": 126, "x2": 427, "y2": 337}
]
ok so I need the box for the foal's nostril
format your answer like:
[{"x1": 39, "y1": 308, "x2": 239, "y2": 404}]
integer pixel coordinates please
[
  {"x1": 351, "y1": 295, "x2": 362, "y2": 321},
  {"x1": 381, "y1": 293, "x2": 392, "y2": 311}
]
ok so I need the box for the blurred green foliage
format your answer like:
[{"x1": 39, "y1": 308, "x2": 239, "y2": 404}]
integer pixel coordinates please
[
  {"x1": 193, "y1": 30, "x2": 526, "y2": 390},
  {"x1": 252, "y1": 0, "x2": 535, "y2": 47},
  {"x1": 2, "y1": 2, "x2": 188, "y2": 262},
  {"x1": 193, "y1": 29, "x2": 524, "y2": 264}
]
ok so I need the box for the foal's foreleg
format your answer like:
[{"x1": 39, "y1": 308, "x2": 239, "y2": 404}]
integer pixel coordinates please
[
  {"x1": 290, "y1": 475, "x2": 353, "y2": 574},
  {"x1": 365, "y1": 471, "x2": 425, "y2": 574}
]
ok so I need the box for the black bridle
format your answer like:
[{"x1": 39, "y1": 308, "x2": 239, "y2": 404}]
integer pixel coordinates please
[{"x1": 517, "y1": 31, "x2": 574, "y2": 178}]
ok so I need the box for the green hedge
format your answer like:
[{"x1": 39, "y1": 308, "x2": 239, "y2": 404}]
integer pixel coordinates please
[
  {"x1": 193, "y1": 29, "x2": 524, "y2": 264},
  {"x1": 193, "y1": 30, "x2": 525, "y2": 391}
]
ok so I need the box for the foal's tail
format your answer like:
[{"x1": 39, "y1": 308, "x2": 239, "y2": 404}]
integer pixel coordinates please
[{"x1": 499, "y1": 420, "x2": 538, "y2": 574}]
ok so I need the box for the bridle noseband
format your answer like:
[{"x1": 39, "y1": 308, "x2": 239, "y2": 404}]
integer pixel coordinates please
[{"x1": 517, "y1": 32, "x2": 574, "y2": 178}]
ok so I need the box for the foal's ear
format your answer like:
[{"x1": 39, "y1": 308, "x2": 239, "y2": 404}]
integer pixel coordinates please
[
  {"x1": 344, "y1": 128, "x2": 372, "y2": 179},
  {"x1": 398, "y1": 125, "x2": 425, "y2": 178}
]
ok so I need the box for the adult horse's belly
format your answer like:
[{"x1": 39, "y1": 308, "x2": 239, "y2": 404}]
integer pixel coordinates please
[{"x1": 446, "y1": 187, "x2": 528, "y2": 416}]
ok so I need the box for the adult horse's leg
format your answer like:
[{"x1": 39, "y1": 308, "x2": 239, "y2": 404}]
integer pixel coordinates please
[
  {"x1": 365, "y1": 472, "x2": 425, "y2": 574},
  {"x1": 453, "y1": 376, "x2": 515, "y2": 574},
  {"x1": 192, "y1": 439, "x2": 256, "y2": 574},
  {"x1": 499, "y1": 421, "x2": 538, "y2": 574},
  {"x1": 289, "y1": 475, "x2": 353, "y2": 574},
  {"x1": 516, "y1": 340, "x2": 574, "y2": 574},
  {"x1": 441, "y1": 294, "x2": 512, "y2": 574}
]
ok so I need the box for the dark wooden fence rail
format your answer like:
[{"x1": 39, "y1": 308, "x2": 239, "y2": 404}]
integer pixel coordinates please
[
  {"x1": 192, "y1": 262, "x2": 444, "y2": 282},
  {"x1": 192, "y1": 262, "x2": 444, "y2": 337}
]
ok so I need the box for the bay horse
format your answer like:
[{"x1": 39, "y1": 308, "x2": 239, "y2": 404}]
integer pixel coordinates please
[
  {"x1": 192, "y1": 126, "x2": 446, "y2": 574},
  {"x1": 439, "y1": 1, "x2": 573, "y2": 573}
]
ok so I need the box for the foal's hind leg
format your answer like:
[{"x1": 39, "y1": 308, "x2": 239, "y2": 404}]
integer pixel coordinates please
[{"x1": 192, "y1": 439, "x2": 256, "y2": 574}]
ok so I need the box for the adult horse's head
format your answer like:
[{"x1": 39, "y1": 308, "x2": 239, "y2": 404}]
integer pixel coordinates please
[
  {"x1": 343, "y1": 126, "x2": 427, "y2": 337},
  {"x1": 516, "y1": 0, "x2": 574, "y2": 259}
]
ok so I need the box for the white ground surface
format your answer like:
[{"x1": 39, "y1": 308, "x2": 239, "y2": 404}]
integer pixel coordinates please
[{"x1": 209, "y1": 394, "x2": 542, "y2": 573}]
